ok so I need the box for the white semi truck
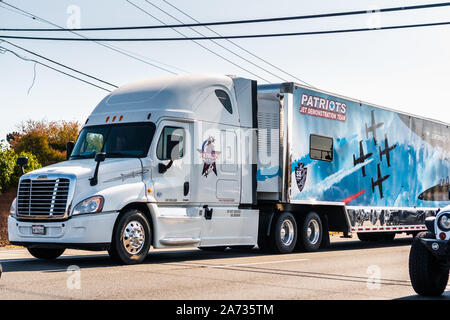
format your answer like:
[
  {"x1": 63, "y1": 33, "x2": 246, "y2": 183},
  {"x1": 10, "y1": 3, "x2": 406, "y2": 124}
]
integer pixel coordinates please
[{"x1": 8, "y1": 74, "x2": 449, "y2": 264}]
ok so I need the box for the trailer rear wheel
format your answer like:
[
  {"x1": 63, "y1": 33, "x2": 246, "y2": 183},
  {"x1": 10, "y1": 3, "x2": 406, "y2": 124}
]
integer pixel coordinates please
[
  {"x1": 298, "y1": 212, "x2": 323, "y2": 252},
  {"x1": 270, "y1": 212, "x2": 297, "y2": 253},
  {"x1": 357, "y1": 233, "x2": 373, "y2": 242},
  {"x1": 27, "y1": 248, "x2": 65, "y2": 260},
  {"x1": 358, "y1": 232, "x2": 395, "y2": 242},
  {"x1": 382, "y1": 232, "x2": 396, "y2": 241},
  {"x1": 409, "y1": 232, "x2": 449, "y2": 296}
]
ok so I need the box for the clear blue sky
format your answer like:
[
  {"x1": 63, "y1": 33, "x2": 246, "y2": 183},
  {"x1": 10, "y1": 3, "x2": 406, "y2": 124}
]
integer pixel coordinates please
[{"x1": 1, "y1": 0, "x2": 450, "y2": 143}]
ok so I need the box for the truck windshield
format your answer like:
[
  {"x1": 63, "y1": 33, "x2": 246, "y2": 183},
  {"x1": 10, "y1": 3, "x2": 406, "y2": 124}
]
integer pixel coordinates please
[{"x1": 70, "y1": 123, "x2": 156, "y2": 159}]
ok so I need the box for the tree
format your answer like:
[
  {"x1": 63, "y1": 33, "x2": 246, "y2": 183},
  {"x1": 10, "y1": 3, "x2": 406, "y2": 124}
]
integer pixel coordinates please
[
  {"x1": 0, "y1": 141, "x2": 41, "y2": 194},
  {"x1": 7, "y1": 119, "x2": 80, "y2": 167}
]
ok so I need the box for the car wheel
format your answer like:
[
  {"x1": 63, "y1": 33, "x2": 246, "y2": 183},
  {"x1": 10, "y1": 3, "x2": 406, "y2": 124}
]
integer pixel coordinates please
[{"x1": 409, "y1": 232, "x2": 449, "y2": 296}]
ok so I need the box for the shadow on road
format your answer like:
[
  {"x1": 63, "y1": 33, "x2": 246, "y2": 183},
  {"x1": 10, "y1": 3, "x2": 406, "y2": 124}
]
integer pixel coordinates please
[
  {"x1": 396, "y1": 291, "x2": 450, "y2": 300},
  {"x1": 0, "y1": 237, "x2": 414, "y2": 274}
]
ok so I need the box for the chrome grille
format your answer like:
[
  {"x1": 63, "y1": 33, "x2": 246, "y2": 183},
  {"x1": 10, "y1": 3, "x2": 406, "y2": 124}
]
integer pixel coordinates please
[{"x1": 17, "y1": 178, "x2": 70, "y2": 217}]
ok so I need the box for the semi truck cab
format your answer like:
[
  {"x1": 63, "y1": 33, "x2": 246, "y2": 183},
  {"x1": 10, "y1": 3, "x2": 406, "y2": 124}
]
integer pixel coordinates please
[{"x1": 8, "y1": 74, "x2": 262, "y2": 264}]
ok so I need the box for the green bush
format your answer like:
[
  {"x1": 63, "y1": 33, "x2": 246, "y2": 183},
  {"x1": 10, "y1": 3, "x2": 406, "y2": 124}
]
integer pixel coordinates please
[{"x1": 0, "y1": 143, "x2": 41, "y2": 194}]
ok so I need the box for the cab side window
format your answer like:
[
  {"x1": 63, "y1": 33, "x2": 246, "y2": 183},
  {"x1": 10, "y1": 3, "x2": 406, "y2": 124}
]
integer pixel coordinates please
[
  {"x1": 215, "y1": 89, "x2": 233, "y2": 114},
  {"x1": 156, "y1": 126, "x2": 185, "y2": 160}
]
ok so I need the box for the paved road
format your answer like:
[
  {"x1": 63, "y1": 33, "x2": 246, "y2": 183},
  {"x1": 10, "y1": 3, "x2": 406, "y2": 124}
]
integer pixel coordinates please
[{"x1": 0, "y1": 234, "x2": 448, "y2": 300}]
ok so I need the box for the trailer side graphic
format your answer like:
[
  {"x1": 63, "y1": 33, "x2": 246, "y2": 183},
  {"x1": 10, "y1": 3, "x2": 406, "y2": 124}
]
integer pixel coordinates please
[{"x1": 258, "y1": 83, "x2": 450, "y2": 230}]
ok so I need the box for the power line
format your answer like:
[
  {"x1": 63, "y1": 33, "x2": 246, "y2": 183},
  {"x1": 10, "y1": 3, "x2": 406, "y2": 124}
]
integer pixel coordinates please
[
  {"x1": 160, "y1": 0, "x2": 314, "y2": 87},
  {"x1": 0, "y1": 46, "x2": 113, "y2": 92},
  {"x1": 1, "y1": 20, "x2": 449, "y2": 41},
  {"x1": 2, "y1": 1, "x2": 450, "y2": 32},
  {"x1": 126, "y1": 0, "x2": 270, "y2": 83},
  {"x1": 0, "y1": 39, "x2": 118, "y2": 88},
  {"x1": 141, "y1": 0, "x2": 281, "y2": 83},
  {"x1": 0, "y1": 1, "x2": 184, "y2": 75}
]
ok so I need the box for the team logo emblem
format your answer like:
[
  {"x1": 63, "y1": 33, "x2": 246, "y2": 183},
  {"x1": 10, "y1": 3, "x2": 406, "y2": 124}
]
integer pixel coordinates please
[
  {"x1": 294, "y1": 163, "x2": 307, "y2": 192},
  {"x1": 198, "y1": 137, "x2": 220, "y2": 177}
]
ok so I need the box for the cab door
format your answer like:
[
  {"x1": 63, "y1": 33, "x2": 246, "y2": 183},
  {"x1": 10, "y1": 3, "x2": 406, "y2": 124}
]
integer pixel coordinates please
[{"x1": 152, "y1": 120, "x2": 191, "y2": 203}]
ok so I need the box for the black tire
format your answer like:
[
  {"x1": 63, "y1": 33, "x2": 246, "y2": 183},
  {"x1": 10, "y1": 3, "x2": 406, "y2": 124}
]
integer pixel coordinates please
[
  {"x1": 257, "y1": 228, "x2": 271, "y2": 252},
  {"x1": 298, "y1": 212, "x2": 323, "y2": 252},
  {"x1": 357, "y1": 233, "x2": 373, "y2": 242},
  {"x1": 108, "y1": 209, "x2": 152, "y2": 265},
  {"x1": 357, "y1": 232, "x2": 395, "y2": 242},
  {"x1": 409, "y1": 232, "x2": 449, "y2": 296},
  {"x1": 198, "y1": 246, "x2": 228, "y2": 252},
  {"x1": 382, "y1": 232, "x2": 396, "y2": 241},
  {"x1": 411, "y1": 232, "x2": 420, "y2": 238},
  {"x1": 270, "y1": 212, "x2": 297, "y2": 254},
  {"x1": 27, "y1": 247, "x2": 65, "y2": 260}
]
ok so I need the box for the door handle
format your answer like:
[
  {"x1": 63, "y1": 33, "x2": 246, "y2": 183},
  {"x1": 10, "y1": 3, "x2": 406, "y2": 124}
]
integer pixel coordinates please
[
  {"x1": 203, "y1": 205, "x2": 213, "y2": 220},
  {"x1": 183, "y1": 181, "x2": 189, "y2": 196}
]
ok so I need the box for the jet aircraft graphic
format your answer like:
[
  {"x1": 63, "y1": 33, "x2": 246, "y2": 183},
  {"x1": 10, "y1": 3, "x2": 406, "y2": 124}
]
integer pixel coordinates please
[
  {"x1": 371, "y1": 163, "x2": 390, "y2": 199},
  {"x1": 365, "y1": 110, "x2": 384, "y2": 145},
  {"x1": 379, "y1": 134, "x2": 397, "y2": 167},
  {"x1": 353, "y1": 140, "x2": 373, "y2": 177}
]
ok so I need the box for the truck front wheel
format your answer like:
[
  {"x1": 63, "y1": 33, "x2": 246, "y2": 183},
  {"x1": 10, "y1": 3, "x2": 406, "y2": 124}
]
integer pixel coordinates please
[
  {"x1": 409, "y1": 232, "x2": 449, "y2": 296},
  {"x1": 108, "y1": 209, "x2": 152, "y2": 265},
  {"x1": 27, "y1": 248, "x2": 65, "y2": 260}
]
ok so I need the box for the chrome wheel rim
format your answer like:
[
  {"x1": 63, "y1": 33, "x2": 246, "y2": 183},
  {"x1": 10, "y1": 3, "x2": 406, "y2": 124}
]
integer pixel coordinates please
[
  {"x1": 122, "y1": 221, "x2": 146, "y2": 255},
  {"x1": 307, "y1": 219, "x2": 320, "y2": 245},
  {"x1": 280, "y1": 219, "x2": 295, "y2": 246}
]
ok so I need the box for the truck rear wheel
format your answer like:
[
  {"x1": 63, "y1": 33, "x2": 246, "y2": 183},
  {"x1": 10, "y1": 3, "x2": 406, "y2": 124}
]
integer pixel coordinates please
[
  {"x1": 298, "y1": 212, "x2": 323, "y2": 252},
  {"x1": 270, "y1": 212, "x2": 297, "y2": 253},
  {"x1": 27, "y1": 248, "x2": 65, "y2": 260},
  {"x1": 108, "y1": 209, "x2": 152, "y2": 265},
  {"x1": 409, "y1": 232, "x2": 449, "y2": 296}
]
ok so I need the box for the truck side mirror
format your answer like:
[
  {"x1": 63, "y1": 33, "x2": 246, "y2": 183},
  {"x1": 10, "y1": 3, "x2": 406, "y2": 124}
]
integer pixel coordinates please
[
  {"x1": 16, "y1": 156, "x2": 28, "y2": 175},
  {"x1": 95, "y1": 152, "x2": 106, "y2": 162},
  {"x1": 66, "y1": 141, "x2": 75, "y2": 160},
  {"x1": 90, "y1": 152, "x2": 106, "y2": 186},
  {"x1": 158, "y1": 160, "x2": 173, "y2": 174}
]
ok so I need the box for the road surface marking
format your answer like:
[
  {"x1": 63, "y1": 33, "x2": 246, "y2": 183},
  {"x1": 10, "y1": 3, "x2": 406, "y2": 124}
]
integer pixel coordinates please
[{"x1": 210, "y1": 258, "x2": 309, "y2": 268}]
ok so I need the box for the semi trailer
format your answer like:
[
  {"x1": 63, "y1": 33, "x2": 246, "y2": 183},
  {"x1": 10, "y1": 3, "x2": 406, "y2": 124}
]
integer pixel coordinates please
[{"x1": 8, "y1": 74, "x2": 450, "y2": 264}]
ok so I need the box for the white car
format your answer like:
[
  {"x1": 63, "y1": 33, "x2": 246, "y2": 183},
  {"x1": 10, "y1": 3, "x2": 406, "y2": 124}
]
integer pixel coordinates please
[{"x1": 409, "y1": 206, "x2": 450, "y2": 296}]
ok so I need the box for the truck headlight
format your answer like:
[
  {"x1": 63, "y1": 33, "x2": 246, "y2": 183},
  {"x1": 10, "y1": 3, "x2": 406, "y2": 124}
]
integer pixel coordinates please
[
  {"x1": 10, "y1": 197, "x2": 17, "y2": 216},
  {"x1": 438, "y1": 213, "x2": 450, "y2": 231},
  {"x1": 72, "y1": 196, "x2": 104, "y2": 216}
]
